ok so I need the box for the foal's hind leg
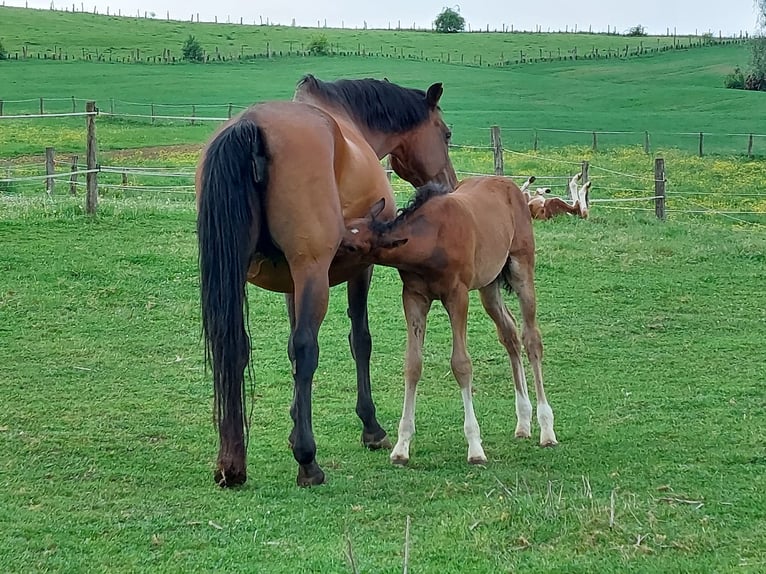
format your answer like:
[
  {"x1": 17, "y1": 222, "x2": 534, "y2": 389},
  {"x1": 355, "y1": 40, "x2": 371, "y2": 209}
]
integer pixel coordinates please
[
  {"x1": 347, "y1": 266, "x2": 391, "y2": 450},
  {"x1": 444, "y1": 287, "x2": 487, "y2": 464},
  {"x1": 479, "y1": 281, "x2": 534, "y2": 441},
  {"x1": 507, "y1": 257, "x2": 557, "y2": 446},
  {"x1": 390, "y1": 286, "x2": 431, "y2": 465}
]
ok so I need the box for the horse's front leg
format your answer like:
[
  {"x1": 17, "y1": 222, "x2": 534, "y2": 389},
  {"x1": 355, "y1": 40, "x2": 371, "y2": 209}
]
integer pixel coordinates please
[{"x1": 347, "y1": 266, "x2": 391, "y2": 450}]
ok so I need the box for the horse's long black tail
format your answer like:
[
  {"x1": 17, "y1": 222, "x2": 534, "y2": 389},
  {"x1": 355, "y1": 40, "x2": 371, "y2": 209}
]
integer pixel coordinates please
[{"x1": 197, "y1": 116, "x2": 268, "y2": 478}]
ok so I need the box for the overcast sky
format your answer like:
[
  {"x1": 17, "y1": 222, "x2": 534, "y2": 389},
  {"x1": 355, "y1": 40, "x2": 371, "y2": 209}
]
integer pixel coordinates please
[{"x1": 7, "y1": 0, "x2": 761, "y2": 36}]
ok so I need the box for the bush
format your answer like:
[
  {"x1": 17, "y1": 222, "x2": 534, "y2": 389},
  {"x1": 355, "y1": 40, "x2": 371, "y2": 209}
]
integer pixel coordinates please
[
  {"x1": 724, "y1": 66, "x2": 746, "y2": 89},
  {"x1": 0, "y1": 39, "x2": 7, "y2": 60},
  {"x1": 434, "y1": 7, "x2": 465, "y2": 33},
  {"x1": 307, "y1": 34, "x2": 329, "y2": 55},
  {"x1": 181, "y1": 35, "x2": 204, "y2": 62},
  {"x1": 626, "y1": 25, "x2": 647, "y2": 37}
]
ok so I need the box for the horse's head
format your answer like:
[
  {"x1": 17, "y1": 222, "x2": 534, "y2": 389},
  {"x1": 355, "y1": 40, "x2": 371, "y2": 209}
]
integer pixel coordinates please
[{"x1": 389, "y1": 83, "x2": 458, "y2": 190}]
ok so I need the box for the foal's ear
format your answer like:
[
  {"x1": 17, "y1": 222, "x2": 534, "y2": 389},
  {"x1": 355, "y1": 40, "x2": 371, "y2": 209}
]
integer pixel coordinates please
[
  {"x1": 426, "y1": 83, "x2": 444, "y2": 108},
  {"x1": 369, "y1": 198, "x2": 387, "y2": 220}
]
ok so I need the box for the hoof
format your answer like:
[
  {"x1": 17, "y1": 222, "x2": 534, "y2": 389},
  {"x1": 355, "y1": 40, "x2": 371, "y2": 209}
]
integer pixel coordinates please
[
  {"x1": 297, "y1": 462, "x2": 325, "y2": 487},
  {"x1": 540, "y1": 438, "x2": 558, "y2": 448},
  {"x1": 514, "y1": 429, "x2": 532, "y2": 439},
  {"x1": 362, "y1": 430, "x2": 392, "y2": 450},
  {"x1": 214, "y1": 466, "x2": 247, "y2": 488},
  {"x1": 390, "y1": 454, "x2": 409, "y2": 466},
  {"x1": 468, "y1": 456, "x2": 488, "y2": 465}
]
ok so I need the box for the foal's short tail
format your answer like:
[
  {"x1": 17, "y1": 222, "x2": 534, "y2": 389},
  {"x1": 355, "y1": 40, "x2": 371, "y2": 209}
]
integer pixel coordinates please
[{"x1": 197, "y1": 116, "x2": 268, "y2": 484}]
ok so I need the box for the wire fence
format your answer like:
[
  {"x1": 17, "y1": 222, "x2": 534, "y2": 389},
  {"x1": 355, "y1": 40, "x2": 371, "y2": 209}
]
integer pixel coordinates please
[
  {"x1": 1, "y1": 100, "x2": 765, "y2": 157},
  {"x1": 3, "y1": 144, "x2": 765, "y2": 227}
]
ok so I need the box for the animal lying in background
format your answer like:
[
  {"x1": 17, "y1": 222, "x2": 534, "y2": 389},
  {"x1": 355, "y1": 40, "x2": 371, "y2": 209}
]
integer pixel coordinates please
[
  {"x1": 521, "y1": 173, "x2": 591, "y2": 220},
  {"x1": 338, "y1": 176, "x2": 558, "y2": 466}
]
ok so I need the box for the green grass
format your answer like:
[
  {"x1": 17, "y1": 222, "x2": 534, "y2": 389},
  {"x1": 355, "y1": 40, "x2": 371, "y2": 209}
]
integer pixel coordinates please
[
  {"x1": 1, "y1": 44, "x2": 763, "y2": 156},
  {"x1": 1, "y1": 196, "x2": 765, "y2": 572},
  {"x1": 0, "y1": 5, "x2": 731, "y2": 63}
]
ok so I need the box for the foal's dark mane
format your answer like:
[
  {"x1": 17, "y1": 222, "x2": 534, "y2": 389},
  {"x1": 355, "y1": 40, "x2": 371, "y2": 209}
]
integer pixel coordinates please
[
  {"x1": 297, "y1": 74, "x2": 432, "y2": 134},
  {"x1": 370, "y1": 182, "x2": 451, "y2": 235}
]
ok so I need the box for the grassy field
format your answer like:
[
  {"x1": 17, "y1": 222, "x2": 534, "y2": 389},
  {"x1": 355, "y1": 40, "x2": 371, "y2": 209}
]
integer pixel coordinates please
[
  {"x1": 1, "y1": 196, "x2": 765, "y2": 572},
  {"x1": 1, "y1": 7, "x2": 766, "y2": 571},
  {"x1": 0, "y1": 5, "x2": 731, "y2": 63},
  {"x1": 0, "y1": 43, "x2": 763, "y2": 156}
]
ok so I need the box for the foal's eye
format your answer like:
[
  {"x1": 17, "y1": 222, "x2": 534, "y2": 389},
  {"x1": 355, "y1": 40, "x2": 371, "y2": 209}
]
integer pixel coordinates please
[{"x1": 445, "y1": 130, "x2": 452, "y2": 142}]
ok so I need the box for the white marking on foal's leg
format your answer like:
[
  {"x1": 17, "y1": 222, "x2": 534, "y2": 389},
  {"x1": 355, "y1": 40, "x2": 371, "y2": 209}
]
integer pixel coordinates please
[
  {"x1": 512, "y1": 362, "x2": 533, "y2": 439},
  {"x1": 390, "y1": 380, "x2": 417, "y2": 465},
  {"x1": 537, "y1": 402, "x2": 558, "y2": 447},
  {"x1": 461, "y1": 387, "x2": 487, "y2": 464}
]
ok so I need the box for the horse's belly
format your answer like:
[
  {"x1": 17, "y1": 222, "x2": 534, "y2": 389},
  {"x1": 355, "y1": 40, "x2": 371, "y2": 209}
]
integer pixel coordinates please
[{"x1": 247, "y1": 254, "x2": 368, "y2": 293}]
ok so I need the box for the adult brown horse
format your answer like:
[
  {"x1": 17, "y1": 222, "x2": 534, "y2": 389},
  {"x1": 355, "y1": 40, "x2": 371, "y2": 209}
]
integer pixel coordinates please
[{"x1": 196, "y1": 75, "x2": 457, "y2": 487}]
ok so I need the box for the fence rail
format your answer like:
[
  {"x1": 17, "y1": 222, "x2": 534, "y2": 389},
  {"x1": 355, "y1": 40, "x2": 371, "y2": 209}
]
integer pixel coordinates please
[{"x1": 1, "y1": 100, "x2": 764, "y2": 225}]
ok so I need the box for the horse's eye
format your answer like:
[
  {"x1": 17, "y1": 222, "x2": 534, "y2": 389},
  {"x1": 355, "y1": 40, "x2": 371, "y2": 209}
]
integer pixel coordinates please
[{"x1": 445, "y1": 130, "x2": 452, "y2": 142}]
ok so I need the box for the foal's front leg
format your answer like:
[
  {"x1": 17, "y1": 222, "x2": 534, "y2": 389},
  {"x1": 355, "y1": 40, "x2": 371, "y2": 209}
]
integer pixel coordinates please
[
  {"x1": 391, "y1": 286, "x2": 431, "y2": 465},
  {"x1": 444, "y1": 288, "x2": 487, "y2": 464},
  {"x1": 347, "y1": 266, "x2": 391, "y2": 450}
]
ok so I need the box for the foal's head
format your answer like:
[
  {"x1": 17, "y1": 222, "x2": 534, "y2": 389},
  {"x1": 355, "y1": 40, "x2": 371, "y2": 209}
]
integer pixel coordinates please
[{"x1": 339, "y1": 199, "x2": 408, "y2": 261}]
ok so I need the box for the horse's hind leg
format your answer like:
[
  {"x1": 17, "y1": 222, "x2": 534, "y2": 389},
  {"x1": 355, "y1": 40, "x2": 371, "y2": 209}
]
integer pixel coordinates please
[
  {"x1": 444, "y1": 287, "x2": 487, "y2": 464},
  {"x1": 390, "y1": 286, "x2": 431, "y2": 465},
  {"x1": 347, "y1": 266, "x2": 391, "y2": 450},
  {"x1": 288, "y1": 262, "x2": 332, "y2": 486},
  {"x1": 478, "y1": 281, "x2": 534, "y2": 440},
  {"x1": 507, "y1": 256, "x2": 557, "y2": 447}
]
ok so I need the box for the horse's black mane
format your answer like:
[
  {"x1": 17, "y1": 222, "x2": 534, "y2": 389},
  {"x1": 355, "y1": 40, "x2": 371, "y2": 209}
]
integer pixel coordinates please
[
  {"x1": 297, "y1": 74, "x2": 431, "y2": 134},
  {"x1": 370, "y1": 182, "x2": 451, "y2": 235}
]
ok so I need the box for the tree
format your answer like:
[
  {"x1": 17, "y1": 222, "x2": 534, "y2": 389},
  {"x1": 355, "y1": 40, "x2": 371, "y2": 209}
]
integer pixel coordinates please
[
  {"x1": 0, "y1": 39, "x2": 7, "y2": 60},
  {"x1": 182, "y1": 35, "x2": 204, "y2": 62},
  {"x1": 434, "y1": 7, "x2": 465, "y2": 33},
  {"x1": 749, "y1": 1, "x2": 766, "y2": 90},
  {"x1": 307, "y1": 34, "x2": 329, "y2": 55},
  {"x1": 626, "y1": 25, "x2": 647, "y2": 37}
]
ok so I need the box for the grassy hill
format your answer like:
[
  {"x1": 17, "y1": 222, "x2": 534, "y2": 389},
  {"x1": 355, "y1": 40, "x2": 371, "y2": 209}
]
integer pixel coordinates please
[
  {"x1": 0, "y1": 42, "x2": 762, "y2": 156},
  {"x1": 0, "y1": 5, "x2": 741, "y2": 64}
]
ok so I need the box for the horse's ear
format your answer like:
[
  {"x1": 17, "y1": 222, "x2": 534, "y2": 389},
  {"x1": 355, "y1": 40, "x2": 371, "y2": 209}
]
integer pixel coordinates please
[
  {"x1": 426, "y1": 83, "x2": 444, "y2": 108},
  {"x1": 369, "y1": 198, "x2": 387, "y2": 220}
]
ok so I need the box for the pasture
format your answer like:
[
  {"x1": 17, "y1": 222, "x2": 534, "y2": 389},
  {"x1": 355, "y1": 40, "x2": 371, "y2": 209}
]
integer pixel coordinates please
[
  {"x1": 2, "y1": 6, "x2": 766, "y2": 572},
  {"x1": 1, "y1": 196, "x2": 765, "y2": 572}
]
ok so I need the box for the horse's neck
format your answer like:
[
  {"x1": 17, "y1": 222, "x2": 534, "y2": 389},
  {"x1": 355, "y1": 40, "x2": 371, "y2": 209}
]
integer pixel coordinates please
[{"x1": 294, "y1": 92, "x2": 397, "y2": 160}]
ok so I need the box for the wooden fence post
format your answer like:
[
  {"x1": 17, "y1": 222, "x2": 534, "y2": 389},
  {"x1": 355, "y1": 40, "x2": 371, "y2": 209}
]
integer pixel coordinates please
[
  {"x1": 490, "y1": 125, "x2": 504, "y2": 175},
  {"x1": 122, "y1": 172, "x2": 128, "y2": 188},
  {"x1": 71, "y1": 96, "x2": 76, "y2": 113},
  {"x1": 151, "y1": 103, "x2": 155, "y2": 125},
  {"x1": 45, "y1": 147, "x2": 55, "y2": 195},
  {"x1": 228, "y1": 103, "x2": 233, "y2": 119},
  {"x1": 0, "y1": 99, "x2": 3, "y2": 116},
  {"x1": 581, "y1": 160, "x2": 589, "y2": 184},
  {"x1": 644, "y1": 131, "x2": 650, "y2": 154},
  {"x1": 533, "y1": 129, "x2": 539, "y2": 151},
  {"x1": 591, "y1": 131, "x2": 598, "y2": 152},
  {"x1": 39, "y1": 97, "x2": 44, "y2": 115},
  {"x1": 698, "y1": 132, "x2": 704, "y2": 157},
  {"x1": 85, "y1": 101, "x2": 98, "y2": 214},
  {"x1": 191, "y1": 105, "x2": 196, "y2": 126},
  {"x1": 654, "y1": 157, "x2": 666, "y2": 220},
  {"x1": 69, "y1": 155, "x2": 78, "y2": 195},
  {"x1": 747, "y1": 134, "x2": 754, "y2": 158}
]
